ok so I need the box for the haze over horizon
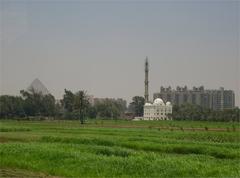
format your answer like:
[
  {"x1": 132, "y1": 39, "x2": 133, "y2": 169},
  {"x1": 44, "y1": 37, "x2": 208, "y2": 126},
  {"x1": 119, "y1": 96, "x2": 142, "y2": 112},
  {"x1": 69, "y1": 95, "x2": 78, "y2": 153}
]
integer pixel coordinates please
[{"x1": 0, "y1": 0, "x2": 239, "y2": 106}]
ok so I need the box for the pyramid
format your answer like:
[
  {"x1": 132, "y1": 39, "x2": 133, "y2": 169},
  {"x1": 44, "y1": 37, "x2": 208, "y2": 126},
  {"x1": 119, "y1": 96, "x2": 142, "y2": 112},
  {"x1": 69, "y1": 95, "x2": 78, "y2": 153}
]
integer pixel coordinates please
[{"x1": 28, "y1": 78, "x2": 50, "y2": 95}]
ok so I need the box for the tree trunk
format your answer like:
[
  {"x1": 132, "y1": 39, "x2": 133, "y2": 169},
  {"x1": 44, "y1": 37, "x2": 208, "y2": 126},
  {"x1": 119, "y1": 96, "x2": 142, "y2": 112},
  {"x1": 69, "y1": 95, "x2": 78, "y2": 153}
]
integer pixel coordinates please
[{"x1": 80, "y1": 111, "x2": 84, "y2": 124}]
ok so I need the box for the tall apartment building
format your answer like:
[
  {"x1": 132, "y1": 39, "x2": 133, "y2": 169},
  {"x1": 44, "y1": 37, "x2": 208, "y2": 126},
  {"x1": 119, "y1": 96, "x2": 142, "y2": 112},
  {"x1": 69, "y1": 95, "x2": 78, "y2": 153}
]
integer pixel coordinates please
[{"x1": 153, "y1": 86, "x2": 235, "y2": 110}]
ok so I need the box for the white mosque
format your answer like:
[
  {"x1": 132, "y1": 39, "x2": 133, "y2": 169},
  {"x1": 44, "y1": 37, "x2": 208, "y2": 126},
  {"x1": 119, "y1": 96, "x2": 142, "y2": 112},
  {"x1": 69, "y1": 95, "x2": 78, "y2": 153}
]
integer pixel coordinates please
[
  {"x1": 137, "y1": 57, "x2": 172, "y2": 121},
  {"x1": 144, "y1": 98, "x2": 172, "y2": 120}
]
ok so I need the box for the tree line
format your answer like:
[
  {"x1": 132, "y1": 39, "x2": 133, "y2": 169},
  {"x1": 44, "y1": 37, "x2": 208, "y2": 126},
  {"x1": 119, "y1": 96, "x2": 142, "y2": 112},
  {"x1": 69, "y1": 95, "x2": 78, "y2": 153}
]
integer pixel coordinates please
[
  {"x1": 172, "y1": 104, "x2": 239, "y2": 122},
  {"x1": 0, "y1": 89, "x2": 126, "y2": 123},
  {"x1": 0, "y1": 92, "x2": 239, "y2": 122}
]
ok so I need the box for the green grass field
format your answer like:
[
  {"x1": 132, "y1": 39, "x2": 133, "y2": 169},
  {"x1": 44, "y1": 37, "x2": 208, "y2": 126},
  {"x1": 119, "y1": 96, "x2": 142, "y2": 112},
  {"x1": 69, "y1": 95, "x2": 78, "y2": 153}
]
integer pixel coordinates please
[{"x1": 0, "y1": 120, "x2": 239, "y2": 177}]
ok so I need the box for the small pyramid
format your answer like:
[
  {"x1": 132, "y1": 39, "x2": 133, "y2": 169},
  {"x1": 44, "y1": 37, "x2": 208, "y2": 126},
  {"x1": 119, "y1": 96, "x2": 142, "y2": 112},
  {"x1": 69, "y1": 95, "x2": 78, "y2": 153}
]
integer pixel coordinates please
[{"x1": 28, "y1": 78, "x2": 50, "y2": 95}]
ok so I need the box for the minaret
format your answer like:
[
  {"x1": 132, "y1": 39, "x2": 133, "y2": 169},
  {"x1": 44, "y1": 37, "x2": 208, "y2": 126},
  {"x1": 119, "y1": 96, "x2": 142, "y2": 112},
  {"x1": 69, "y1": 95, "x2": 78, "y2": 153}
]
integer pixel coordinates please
[{"x1": 144, "y1": 57, "x2": 149, "y2": 103}]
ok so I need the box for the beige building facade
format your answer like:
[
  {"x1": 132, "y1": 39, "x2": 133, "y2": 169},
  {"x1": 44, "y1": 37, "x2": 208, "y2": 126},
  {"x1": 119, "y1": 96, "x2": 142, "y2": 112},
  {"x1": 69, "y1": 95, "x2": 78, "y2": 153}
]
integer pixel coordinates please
[{"x1": 143, "y1": 98, "x2": 172, "y2": 120}]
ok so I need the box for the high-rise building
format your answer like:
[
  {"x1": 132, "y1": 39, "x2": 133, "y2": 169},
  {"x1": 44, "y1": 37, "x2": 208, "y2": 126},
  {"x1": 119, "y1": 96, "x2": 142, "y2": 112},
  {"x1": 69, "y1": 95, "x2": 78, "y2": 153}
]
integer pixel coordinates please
[{"x1": 153, "y1": 86, "x2": 235, "y2": 110}]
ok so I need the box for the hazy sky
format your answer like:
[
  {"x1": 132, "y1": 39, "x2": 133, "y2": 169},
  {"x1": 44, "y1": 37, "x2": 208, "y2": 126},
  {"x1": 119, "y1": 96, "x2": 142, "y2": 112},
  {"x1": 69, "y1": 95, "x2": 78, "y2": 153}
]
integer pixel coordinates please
[{"x1": 0, "y1": 0, "x2": 239, "y2": 106}]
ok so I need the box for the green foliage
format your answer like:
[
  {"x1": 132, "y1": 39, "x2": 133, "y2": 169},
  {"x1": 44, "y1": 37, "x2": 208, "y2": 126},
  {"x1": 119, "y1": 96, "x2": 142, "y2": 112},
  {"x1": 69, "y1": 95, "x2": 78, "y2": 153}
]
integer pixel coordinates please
[
  {"x1": 172, "y1": 104, "x2": 240, "y2": 122},
  {"x1": 94, "y1": 99, "x2": 125, "y2": 119},
  {"x1": 62, "y1": 89, "x2": 90, "y2": 123},
  {"x1": 0, "y1": 95, "x2": 25, "y2": 118},
  {"x1": 61, "y1": 89, "x2": 75, "y2": 113},
  {"x1": 129, "y1": 96, "x2": 145, "y2": 117},
  {"x1": 0, "y1": 120, "x2": 239, "y2": 177},
  {"x1": 61, "y1": 91, "x2": 126, "y2": 120},
  {"x1": 74, "y1": 90, "x2": 90, "y2": 124},
  {"x1": 0, "y1": 91, "x2": 56, "y2": 119},
  {"x1": 20, "y1": 89, "x2": 56, "y2": 117},
  {"x1": 88, "y1": 106, "x2": 97, "y2": 119}
]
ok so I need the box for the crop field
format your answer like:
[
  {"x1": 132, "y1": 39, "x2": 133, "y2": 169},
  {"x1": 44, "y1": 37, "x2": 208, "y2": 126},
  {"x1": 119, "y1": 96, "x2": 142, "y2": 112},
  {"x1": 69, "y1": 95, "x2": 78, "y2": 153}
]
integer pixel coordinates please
[{"x1": 0, "y1": 120, "x2": 240, "y2": 177}]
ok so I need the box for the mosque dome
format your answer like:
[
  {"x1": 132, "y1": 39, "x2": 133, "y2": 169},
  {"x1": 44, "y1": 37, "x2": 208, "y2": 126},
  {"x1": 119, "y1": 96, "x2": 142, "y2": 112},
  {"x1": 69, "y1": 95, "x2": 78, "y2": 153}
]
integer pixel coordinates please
[
  {"x1": 145, "y1": 103, "x2": 152, "y2": 106},
  {"x1": 166, "y1": 101, "x2": 172, "y2": 106},
  {"x1": 153, "y1": 98, "x2": 165, "y2": 105}
]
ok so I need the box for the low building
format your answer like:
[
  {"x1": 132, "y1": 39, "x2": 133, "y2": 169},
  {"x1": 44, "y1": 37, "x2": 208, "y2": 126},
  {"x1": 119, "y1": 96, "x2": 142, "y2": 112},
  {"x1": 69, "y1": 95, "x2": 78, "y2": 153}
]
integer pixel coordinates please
[{"x1": 143, "y1": 98, "x2": 172, "y2": 120}]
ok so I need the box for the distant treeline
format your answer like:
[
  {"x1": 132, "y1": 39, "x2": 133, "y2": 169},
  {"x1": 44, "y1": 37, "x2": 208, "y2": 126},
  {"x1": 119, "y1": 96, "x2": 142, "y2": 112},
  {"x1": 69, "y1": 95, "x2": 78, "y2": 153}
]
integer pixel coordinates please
[
  {"x1": 0, "y1": 91, "x2": 239, "y2": 122},
  {"x1": 0, "y1": 89, "x2": 126, "y2": 122},
  {"x1": 172, "y1": 104, "x2": 239, "y2": 122}
]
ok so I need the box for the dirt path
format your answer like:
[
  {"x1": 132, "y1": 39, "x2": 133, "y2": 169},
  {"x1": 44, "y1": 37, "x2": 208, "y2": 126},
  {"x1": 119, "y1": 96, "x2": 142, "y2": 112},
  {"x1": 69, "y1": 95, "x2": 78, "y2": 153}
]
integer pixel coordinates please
[
  {"x1": 91, "y1": 125, "x2": 239, "y2": 132},
  {"x1": 0, "y1": 168, "x2": 60, "y2": 178}
]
